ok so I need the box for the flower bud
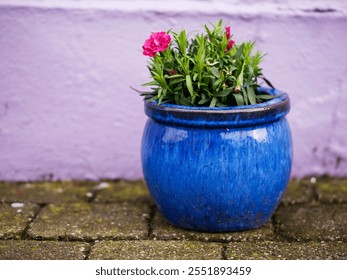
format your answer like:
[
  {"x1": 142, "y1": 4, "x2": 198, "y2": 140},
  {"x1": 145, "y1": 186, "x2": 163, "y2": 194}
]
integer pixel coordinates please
[{"x1": 169, "y1": 69, "x2": 177, "y2": 75}]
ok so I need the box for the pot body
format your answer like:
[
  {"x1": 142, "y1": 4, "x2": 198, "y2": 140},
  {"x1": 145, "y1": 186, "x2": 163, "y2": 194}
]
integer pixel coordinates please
[{"x1": 141, "y1": 88, "x2": 292, "y2": 232}]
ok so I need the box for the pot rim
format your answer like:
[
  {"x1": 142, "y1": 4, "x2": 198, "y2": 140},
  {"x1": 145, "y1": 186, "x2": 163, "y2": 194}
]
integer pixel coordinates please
[{"x1": 144, "y1": 87, "x2": 290, "y2": 128}]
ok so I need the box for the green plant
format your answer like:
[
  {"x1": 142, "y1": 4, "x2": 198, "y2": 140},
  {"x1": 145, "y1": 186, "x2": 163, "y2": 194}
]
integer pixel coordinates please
[{"x1": 140, "y1": 20, "x2": 276, "y2": 107}]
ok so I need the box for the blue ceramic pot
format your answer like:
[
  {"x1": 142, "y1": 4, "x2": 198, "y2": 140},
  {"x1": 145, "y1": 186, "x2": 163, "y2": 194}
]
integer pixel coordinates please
[{"x1": 141, "y1": 88, "x2": 292, "y2": 232}]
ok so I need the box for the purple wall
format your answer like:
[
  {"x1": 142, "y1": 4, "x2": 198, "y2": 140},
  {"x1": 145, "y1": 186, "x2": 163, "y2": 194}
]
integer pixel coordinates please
[{"x1": 1, "y1": 0, "x2": 347, "y2": 181}]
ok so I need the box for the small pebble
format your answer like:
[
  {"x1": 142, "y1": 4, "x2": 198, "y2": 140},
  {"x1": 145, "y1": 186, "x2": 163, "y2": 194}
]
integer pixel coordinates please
[
  {"x1": 94, "y1": 182, "x2": 110, "y2": 190},
  {"x1": 11, "y1": 202, "x2": 24, "y2": 208}
]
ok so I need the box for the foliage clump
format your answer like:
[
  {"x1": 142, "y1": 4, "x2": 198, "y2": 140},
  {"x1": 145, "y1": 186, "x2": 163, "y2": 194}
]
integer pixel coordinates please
[{"x1": 141, "y1": 20, "x2": 274, "y2": 107}]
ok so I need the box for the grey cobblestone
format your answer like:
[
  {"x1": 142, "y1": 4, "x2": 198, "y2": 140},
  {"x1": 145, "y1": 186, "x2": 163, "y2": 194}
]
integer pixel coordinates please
[
  {"x1": 315, "y1": 178, "x2": 347, "y2": 203},
  {"x1": 89, "y1": 240, "x2": 222, "y2": 260},
  {"x1": 273, "y1": 204, "x2": 347, "y2": 241},
  {"x1": 226, "y1": 241, "x2": 347, "y2": 260},
  {"x1": 0, "y1": 240, "x2": 89, "y2": 260},
  {"x1": 93, "y1": 180, "x2": 152, "y2": 204},
  {"x1": 27, "y1": 202, "x2": 150, "y2": 241},
  {"x1": 280, "y1": 179, "x2": 314, "y2": 205}
]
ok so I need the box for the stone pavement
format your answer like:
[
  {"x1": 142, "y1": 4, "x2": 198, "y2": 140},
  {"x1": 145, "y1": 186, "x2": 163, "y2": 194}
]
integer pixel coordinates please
[{"x1": 0, "y1": 178, "x2": 346, "y2": 260}]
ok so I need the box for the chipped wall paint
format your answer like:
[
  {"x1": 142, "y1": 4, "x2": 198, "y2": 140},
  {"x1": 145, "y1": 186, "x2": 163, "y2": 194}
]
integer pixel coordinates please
[{"x1": 0, "y1": 0, "x2": 347, "y2": 181}]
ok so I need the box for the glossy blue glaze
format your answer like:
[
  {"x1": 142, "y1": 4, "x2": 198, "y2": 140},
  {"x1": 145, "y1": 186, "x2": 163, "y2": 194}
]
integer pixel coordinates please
[{"x1": 141, "y1": 88, "x2": 292, "y2": 232}]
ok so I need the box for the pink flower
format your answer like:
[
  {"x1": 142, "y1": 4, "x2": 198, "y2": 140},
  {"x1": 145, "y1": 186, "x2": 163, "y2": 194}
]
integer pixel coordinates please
[
  {"x1": 225, "y1": 26, "x2": 231, "y2": 39},
  {"x1": 142, "y1": 32, "x2": 171, "y2": 57},
  {"x1": 226, "y1": 39, "x2": 235, "y2": 51}
]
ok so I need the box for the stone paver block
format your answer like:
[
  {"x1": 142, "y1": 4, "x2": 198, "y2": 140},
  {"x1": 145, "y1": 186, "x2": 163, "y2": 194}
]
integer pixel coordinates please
[
  {"x1": 27, "y1": 202, "x2": 149, "y2": 241},
  {"x1": 274, "y1": 204, "x2": 347, "y2": 241},
  {"x1": 226, "y1": 241, "x2": 347, "y2": 260},
  {"x1": 281, "y1": 179, "x2": 314, "y2": 205},
  {"x1": 316, "y1": 178, "x2": 347, "y2": 203},
  {"x1": 94, "y1": 180, "x2": 152, "y2": 204},
  {"x1": 0, "y1": 240, "x2": 89, "y2": 260},
  {"x1": 151, "y1": 211, "x2": 276, "y2": 242},
  {"x1": 0, "y1": 181, "x2": 96, "y2": 204},
  {"x1": 0, "y1": 203, "x2": 39, "y2": 239},
  {"x1": 89, "y1": 240, "x2": 222, "y2": 260}
]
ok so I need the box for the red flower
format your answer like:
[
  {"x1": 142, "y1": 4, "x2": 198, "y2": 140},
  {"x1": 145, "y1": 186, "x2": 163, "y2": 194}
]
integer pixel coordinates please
[
  {"x1": 225, "y1": 26, "x2": 231, "y2": 39},
  {"x1": 226, "y1": 39, "x2": 235, "y2": 51},
  {"x1": 142, "y1": 32, "x2": 171, "y2": 57}
]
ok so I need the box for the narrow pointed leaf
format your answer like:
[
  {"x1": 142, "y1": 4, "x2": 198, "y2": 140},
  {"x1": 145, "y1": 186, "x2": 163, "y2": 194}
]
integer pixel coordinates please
[
  {"x1": 247, "y1": 85, "x2": 256, "y2": 105},
  {"x1": 186, "y1": 75, "x2": 194, "y2": 96},
  {"x1": 256, "y1": 94, "x2": 282, "y2": 100},
  {"x1": 209, "y1": 97, "x2": 217, "y2": 107},
  {"x1": 233, "y1": 93, "x2": 245, "y2": 106},
  {"x1": 210, "y1": 67, "x2": 220, "y2": 78},
  {"x1": 141, "y1": 81, "x2": 160, "y2": 87}
]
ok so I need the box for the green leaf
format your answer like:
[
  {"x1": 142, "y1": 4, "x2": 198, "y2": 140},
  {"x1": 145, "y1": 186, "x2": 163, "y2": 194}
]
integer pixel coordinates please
[
  {"x1": 178, "y1": 30, "x2": 187, "y2": 56},
  {"x1": 213, "y1": 78, "x2": 222, "y2": 89},
  {"x1": 256, "y1": 94, "x2": 282, "y2": 100},
  {"x1": 248, "y1": 65, "x2": 254, "y2": 77},
  {"x1": 234, "y1": 44, "x2": 244, "y2": 60},
  {"x1": 233, "y1": 93, "x2": 245, "y2": 106},
  {"x1": 209, "y1": 97, "x2": 217, "y2": 107},
  {"x1": 186, "y1": 75, "x2": 194, "y2": 96},
  {"x1": 216, "y1": 101, "x2": 227, "y2": 107},
  {"x1": 169, "y1": 78, "x2": 186, "y2": 85},
  {"x1": 242, "y1": 87, "x2": 248, "y2": 105},
  {"x1": 237, "y1": 62, "x2": 245, "y2": 86},
  {"x1": 247, "y1": 85, "x2": 256, "y2": 105},
  {"x1": 158, "y1": 88, "x2": 163, "y2": 97},
  {"x1": 166, "y1": 74, "x2": 184, "y2": 79},
  {"x1": 214, "y1": 88, "x2": 232, "y2": 97},
  {"x1": 210, "y1": 67, "x2": 220, "y2": 78},
  {"x1": 158, "y1": 94, "x2": 164, "y2": 104},
  {"x1": 141, "y1": 81, "x2": 159, "y2": 87},
  {"x1": 146, "y1": 95, "x2": 159, "y2": 102}
]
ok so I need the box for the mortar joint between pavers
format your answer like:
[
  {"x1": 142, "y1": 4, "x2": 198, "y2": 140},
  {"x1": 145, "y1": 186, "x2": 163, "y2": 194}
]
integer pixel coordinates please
[
  {"x1": 147, "y1": 205, "x2": 157, "y2": 239},
  {"x1": 270, "y1": 213, "x2": 297, "y2": 243},
  {"x1": 21, "y1": 203, "x2": 45, "y2": 240},
  {"x1": 311, "y1": 183, "x2": 320, "y2": 203},
  {"x1": 316, "y1": 200, "x2": 347, "y2": 206},
  {"x1": 86, "y1": 189, "x2": 101, "y2": 203},
  {"x1": 83, "y1": 241, "x2": 94, "y2": 260},
  {"x1": 221, "y1": 244, "x2": 228, "y2": 260}
]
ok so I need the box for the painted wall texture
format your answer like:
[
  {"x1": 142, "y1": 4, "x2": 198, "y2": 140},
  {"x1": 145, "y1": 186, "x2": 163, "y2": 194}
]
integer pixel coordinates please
[{"x1": 0, "y1": 0, "x2": 347, "y2": 181}]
